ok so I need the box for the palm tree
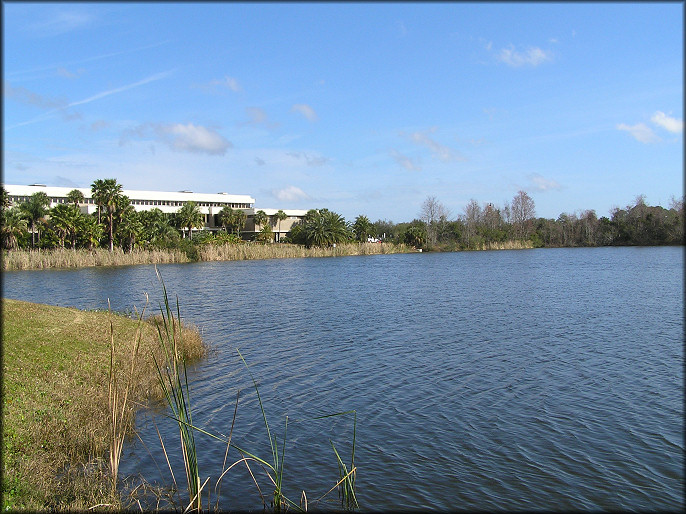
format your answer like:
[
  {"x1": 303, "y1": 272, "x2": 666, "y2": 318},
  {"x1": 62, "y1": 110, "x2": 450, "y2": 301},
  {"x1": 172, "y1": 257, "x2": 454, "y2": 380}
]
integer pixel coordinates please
[
  {"x1": 253, "y1": 210, "x2": 268, "y2": 232},
  {"x1": 91, "y1": 179, "x2": 124, "y2": 251},
  {"x1": 218, "y1": 206, "x2": 234, "y2": 233},
  {"x1": 49, "y1": 204, "x2": 81, "y2": 248},
  {"x1": 353, "y1": 215, "x2": 373, "y2": 242},
  {"x1": 0, "y1": 186, "x2": 10, "y2": 210},
  {"x1": 231, "y1": 209, "x2": 247, "y2": 237},
  {"x1": 1, "y1": 207, "x2": 28, "y2": 250},
  {"x1": 177, "y1": 201, "x2": 204, "y2": 240},
  {"x1": 302, "y1": 209, "x2": 349, "y2": 247},
  {"x1": 219, "y1": 207, "x2": 246, "y2": 237},
  {"x1": 78, "y1": 215, "x2": 104, "y2": 250},
  {"x1": 19, "y1": 192, "x2": 50, "y2": 248},
  {"x1": 139, "y1": 208, "x2": 178, "y2": 248},
  {"x1": 66, "y1": 189, "x2": 85, "y2": 208},
  {"x1": 116, "y1": 209, "x2": 143, "y2": 252},
  {"x1": 275, "y1": 209, "x2": 287, "y2": 242}
]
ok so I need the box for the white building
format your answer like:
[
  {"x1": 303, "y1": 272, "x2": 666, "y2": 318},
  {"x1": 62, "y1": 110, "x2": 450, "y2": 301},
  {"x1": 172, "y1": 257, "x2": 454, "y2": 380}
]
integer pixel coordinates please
[{"x1": 3, "y1": 183, "x2": 307, "y2": 241}]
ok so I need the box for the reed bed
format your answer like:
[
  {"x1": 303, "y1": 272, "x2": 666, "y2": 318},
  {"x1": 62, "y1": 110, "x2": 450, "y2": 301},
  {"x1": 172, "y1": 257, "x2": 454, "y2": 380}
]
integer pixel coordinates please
[
  {"x1": 2, "y1": 247, "x2": 189, "y2": 271},
  {"x1": 475, "y1": 240, "x2": 534, "y2": 251},
  {"x1": 198, "y1": 242, "x2": 411, "y2": 261}
]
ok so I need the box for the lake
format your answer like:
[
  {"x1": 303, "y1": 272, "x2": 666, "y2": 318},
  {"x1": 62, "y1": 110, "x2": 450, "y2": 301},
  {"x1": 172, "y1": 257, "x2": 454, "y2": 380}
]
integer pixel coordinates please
[{"x1": 3, "y1": 246, "x2": 683, "y2": 511}]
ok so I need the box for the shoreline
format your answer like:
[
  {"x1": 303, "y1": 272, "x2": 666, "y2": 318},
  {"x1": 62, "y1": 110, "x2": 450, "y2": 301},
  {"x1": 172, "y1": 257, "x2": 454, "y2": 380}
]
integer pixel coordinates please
[
  {"x1": 1, "y1": 299, "x2": 206, "y2": 510},
  {"x1": 2, "y1": 242, "x2": 413, "y2": 271}
]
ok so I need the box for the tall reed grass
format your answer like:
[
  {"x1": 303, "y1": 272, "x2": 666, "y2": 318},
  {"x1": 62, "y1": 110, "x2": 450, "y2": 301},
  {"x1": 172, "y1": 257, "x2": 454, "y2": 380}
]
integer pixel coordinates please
[
  {"x1": 2, "y1": 247, "x2": 189, "y2": 270},
  {"x1": 475, "y1": 240, "x2": 534, "y2": 250},
  {"x1": 108, "y1": 299, "x2": 146, "y2": 495},
  {"x1": 197, "y1": 242, "x2": 410, "y2": 261},
  {"x1": 151, "y1": 269, "x2": 202, "y2": 512},
  {"x1": 144, "y1": 273, "x2": 359, "y2": 512}
]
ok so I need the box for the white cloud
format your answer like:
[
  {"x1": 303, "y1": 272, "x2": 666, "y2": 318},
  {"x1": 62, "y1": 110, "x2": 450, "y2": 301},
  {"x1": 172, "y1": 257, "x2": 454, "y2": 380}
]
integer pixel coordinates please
[
  {"x1": 497, "y1": 45, "x2": 552, "y2": 67},
  {"x1": 651, "y1": 111, "x2": 683, "y2": 134},
  {"x1": 292, "y1": 103, "x2": 318, "y2": 122},
  {"x1": 156, "y1": 123, "x2": 232, "y2": 155},
  {"x1": 121, "y1": 122, "x2": 232, "y2": 155},
  {"x1": 390, "y1": 150, "x2": 421, "y2": 171},
  {"x1": 273, "y1": 185, "x2": 310, "y2": 202},
  {"x1": 529, "y1": 173, "x2": 562, "y2": 192},
  {"x1": 616, "y1": 122, "x2": 660, "y2": 144},
  {"x1": 403, "y1": 128, "x2": 465, "y2": 162}
]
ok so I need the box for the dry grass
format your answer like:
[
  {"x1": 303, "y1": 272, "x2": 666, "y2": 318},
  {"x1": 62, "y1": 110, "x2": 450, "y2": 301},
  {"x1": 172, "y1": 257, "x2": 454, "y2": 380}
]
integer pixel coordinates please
[
  {"x1": 2, "y1": 248, "x2": 190, "y2": 271},
  {"x1": 197, "y1": 242, "x2": 411, "y2": 261},
  {"x1": 3, "y1": 243, "x2": 411, "y2": 271},
  {"x1": 1, "y1": 299, "x2": 206, "y2": 511},
  {"x1": 474, "y1": 240, "x2": 534, "y2": 251}
]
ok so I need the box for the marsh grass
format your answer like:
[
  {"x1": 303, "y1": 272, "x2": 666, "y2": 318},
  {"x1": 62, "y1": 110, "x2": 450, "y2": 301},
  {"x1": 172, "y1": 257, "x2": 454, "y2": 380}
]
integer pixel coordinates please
[
  {"x1": 197, "y1": 241, "x2": 410, "y2": 261},
  {"x1": 475, "y1": 240, "x2": 533, "y2": 251},
  {"x1": 1, "y1": 298, "x2": 205, "y2": 511},
  {"x1": 2, "y1": 247, "x2": 189, "y2": 271},
  {"x1": 3, "y1": 242, "x2": 409, "y2": 270}
]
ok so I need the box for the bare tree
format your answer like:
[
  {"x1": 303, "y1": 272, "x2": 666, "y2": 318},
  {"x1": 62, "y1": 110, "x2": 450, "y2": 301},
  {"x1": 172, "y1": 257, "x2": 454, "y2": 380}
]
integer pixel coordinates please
[
  {"x1": 511, "y1": 190, "x2": 536, "y2": 240},
  {"x1": 420, "y1": 196, "x2": 450, "y2": 246},
  {"x1": 463, "y1": 199, "x2": 481, "y2": 246}
]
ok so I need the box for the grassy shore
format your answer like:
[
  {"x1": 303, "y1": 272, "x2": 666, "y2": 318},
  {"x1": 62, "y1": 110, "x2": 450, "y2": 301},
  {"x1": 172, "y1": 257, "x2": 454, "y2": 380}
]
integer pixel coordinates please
[
  {"x1": 1, "y1": 299, "x2": 205, "y2": 511},
  {"x1": 2, "y1": 242, "x2": 412, "y2": 271}
]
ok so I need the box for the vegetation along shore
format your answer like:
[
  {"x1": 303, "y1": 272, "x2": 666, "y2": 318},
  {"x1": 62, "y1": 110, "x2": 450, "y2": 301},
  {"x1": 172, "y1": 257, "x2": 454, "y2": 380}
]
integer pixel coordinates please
[
  {"x1": 2, "y1": 298, "x2": 206, "y2": 510},
  {"x1": 2, "y1": 179, "x2": 682, "y2": 271}
]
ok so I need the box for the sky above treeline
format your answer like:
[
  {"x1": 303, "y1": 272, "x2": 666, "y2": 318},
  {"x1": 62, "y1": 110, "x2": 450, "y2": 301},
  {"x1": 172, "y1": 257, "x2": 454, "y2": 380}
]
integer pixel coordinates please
[{"x1": 3, "y1": 2, "x2": 683, "y2": 222}]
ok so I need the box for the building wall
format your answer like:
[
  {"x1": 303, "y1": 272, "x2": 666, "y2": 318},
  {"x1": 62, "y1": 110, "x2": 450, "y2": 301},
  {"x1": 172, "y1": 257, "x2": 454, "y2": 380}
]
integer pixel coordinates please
[{"x1": 3, "y1": 184, "x2": 307, "y2": 239}]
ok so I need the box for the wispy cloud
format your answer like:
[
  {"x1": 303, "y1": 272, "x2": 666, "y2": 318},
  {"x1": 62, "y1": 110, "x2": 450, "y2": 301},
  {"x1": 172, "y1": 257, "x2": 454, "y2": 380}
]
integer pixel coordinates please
[
  {"x1": 402, "y1": 127, "x2": 465, "y2": 162},
  {"x1": 28, "y1": 11, "x2": 96, "y2": 37},
  {"x1": 213, "y1": 76, "x2": 241, "y2": 91},
  {"x1": 7, "y1": 41, "x2": 172, "y2": 82},
  {"x1": 121, "y1": 122, "x2": 232, "y2": 155},
  {"x1": 195, "y1": 75, "x2": 242, "y2": 93},
  {"x1": 273, "y1": 185, "x2": 310, "y2": 202},
  {"x1": 497, "y1": 45, "x2": 552, "y2": 67},
  {"x1": 4, "y1": 82, "x2": 67, "y2": 110},
  {"x1": 390, "y1": 149, "x2": 421, "y2": 171},
  {"x1": 68, "y1": 70, "x2": 174, "y2": 107},
  {"x1": 5, "y1": 71, "x2": 173, "y2": 130},
  {"x1": 617, "y1": 122, "x2": 660, "y2": 144},
  {"x1": 4, "y1": 82, "x2": 81, "y2": 127},
  {"x1": 292, "y1": 103, "x2": 318, "y2": 122},
  {"x1": 529, "y1": 173, "x2": 562, "y2": 192},
  {"x1": 651, "y1": 111, "x2": 683, "y2": 134},
  {"x1": 242, "y1": 107, "x2": 279, "y2": 129},
  {"x1": 286, "y1": 151, "x2": 328, "y2": 167},
  {"x1": 57, "y1": 67, "x2": 84, "y2": 79}
]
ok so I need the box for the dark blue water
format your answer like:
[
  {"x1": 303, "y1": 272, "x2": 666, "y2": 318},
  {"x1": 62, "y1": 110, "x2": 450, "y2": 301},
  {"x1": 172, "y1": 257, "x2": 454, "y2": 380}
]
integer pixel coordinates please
[{"x1": 3, "y1": 247, "x2": 683, "y2": 511}]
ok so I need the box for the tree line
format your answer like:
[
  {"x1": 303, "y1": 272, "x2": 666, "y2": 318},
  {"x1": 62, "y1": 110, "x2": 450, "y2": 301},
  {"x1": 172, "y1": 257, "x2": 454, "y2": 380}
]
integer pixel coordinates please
[
  {"x1": 373, "y1": 191, "x2": 684, "y2": 250},
  {"x1": 1, "y1": 179, "x2": 683, "y2": 253}
]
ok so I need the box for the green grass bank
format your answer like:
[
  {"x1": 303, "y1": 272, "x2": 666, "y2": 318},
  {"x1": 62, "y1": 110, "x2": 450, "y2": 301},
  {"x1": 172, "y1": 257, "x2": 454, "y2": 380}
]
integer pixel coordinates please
[{"x1": 1, "y1": 299, "x2": 205, "y2": 511}]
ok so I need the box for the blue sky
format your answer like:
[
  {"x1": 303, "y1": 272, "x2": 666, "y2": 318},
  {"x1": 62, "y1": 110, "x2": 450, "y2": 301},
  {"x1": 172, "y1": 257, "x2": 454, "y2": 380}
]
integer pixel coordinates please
[{"x1": 3, "y1": 2, "x2": 683, "y2": 222}]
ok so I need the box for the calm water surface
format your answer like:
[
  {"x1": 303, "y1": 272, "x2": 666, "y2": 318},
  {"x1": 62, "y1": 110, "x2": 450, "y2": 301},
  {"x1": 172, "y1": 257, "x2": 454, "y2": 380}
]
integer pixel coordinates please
[{"x1": 3, "y1": 247, "x2": 683, "y2": 511}]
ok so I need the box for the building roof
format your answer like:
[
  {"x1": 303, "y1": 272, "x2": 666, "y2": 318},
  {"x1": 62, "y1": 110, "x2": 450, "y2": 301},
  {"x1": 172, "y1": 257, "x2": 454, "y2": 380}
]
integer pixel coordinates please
[{"x1": 3, "y1": 184, "x2": 255, "y2": 205}]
